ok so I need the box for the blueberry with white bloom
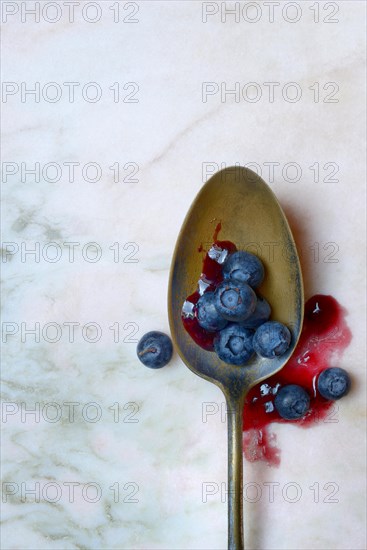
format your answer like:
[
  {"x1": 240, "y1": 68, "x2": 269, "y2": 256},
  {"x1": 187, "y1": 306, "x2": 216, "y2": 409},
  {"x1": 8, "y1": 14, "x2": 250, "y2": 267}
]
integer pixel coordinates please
[
  {"x1": 317, "y1": 367, "x2": 351, "y2": 400},
  {"x1": 214, "y1": 281, "x2": 256, "y2": 322},
  {"x1": 274, "y1": 384, "x2": 310, "y2": 420},
  {"x1": 223, "y1": 251, "x2": 264, "y2": 288},
  {"x1": 196, "y1": 291, "x2": 228, "y2": 332},
  {"x1": 137, "y1": 331, "x2": 173, "y2": 369},
  {"x1": 214, "y1": 323, "x2": 255, "y2": 366},
  {"x1": 240, "y1": 295, "x2": 271, "y2": 329},
  {"x1": 253, "y1": 321, "x2": 291, "y2": 358}
]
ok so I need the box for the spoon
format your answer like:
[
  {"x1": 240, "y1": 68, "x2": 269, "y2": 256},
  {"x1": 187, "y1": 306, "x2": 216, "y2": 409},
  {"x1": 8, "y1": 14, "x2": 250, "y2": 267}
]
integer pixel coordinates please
[{"x1": 168, "y1": 166, "x2": 303, "y2": 550}]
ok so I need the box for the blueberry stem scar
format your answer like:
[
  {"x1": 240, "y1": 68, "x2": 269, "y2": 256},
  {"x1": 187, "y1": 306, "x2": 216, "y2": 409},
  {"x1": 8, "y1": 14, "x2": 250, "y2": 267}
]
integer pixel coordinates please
[{"x1": 138, "y1": 347, "x2": 157, "y2": 356}]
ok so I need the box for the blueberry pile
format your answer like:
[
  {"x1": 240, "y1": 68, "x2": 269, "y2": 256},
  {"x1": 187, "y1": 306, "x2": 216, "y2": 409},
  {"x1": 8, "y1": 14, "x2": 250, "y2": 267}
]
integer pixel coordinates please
[{"x1": 191, "y1": 250, "x2": 291, "y2": 366}]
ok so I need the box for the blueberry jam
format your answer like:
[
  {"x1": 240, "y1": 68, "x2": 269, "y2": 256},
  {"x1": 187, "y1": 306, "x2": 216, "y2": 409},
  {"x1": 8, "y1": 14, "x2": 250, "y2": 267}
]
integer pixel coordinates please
[
  {"x1": 243, "y1": 294, "x2": 352, "y2": 466},
  {"x1": 182, "y1": 224, "x2": 352, "y2": 467}
]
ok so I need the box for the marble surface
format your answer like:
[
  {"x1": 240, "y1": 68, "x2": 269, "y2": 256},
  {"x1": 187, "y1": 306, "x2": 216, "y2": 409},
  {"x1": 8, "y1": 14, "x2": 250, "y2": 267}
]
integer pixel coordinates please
[{"x1": 1, "y1": 1, "x2": 366, "y2": 549}]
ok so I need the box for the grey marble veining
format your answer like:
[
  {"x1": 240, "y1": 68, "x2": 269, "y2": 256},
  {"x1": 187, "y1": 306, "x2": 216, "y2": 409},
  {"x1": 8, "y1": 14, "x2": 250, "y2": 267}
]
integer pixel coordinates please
[{"x1": 1, "y1": 1, "x2": 366, "y2": 549}]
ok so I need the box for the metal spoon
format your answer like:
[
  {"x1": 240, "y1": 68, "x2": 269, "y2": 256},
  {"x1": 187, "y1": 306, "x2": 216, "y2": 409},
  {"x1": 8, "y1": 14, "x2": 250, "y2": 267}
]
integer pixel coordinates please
[{"x1": 168, "y1": 166, "x2": 303, "y2": 550}]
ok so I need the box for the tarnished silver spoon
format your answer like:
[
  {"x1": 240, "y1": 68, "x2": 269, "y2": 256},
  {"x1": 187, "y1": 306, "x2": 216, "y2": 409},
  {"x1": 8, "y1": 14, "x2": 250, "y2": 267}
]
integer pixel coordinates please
[{"x1": 168, "y1": 166, "x2": 303, "y2": 549}]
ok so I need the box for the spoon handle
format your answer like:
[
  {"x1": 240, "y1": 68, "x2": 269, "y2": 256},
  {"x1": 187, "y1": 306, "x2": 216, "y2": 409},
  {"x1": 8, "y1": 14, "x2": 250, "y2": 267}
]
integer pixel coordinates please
[{"x1": 226, "y1": 392, "x2": 245, "y2": 550}]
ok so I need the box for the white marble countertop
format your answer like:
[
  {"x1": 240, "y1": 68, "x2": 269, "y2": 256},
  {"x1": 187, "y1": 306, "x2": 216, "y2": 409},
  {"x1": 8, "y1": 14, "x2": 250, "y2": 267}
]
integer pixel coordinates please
[{"x1": 2, "y1": 1, "x2": 366, "y2": 549}]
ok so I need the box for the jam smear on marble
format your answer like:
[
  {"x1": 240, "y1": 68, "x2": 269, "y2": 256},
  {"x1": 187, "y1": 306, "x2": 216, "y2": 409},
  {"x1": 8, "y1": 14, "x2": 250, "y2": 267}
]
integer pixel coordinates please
[{"x1": 243, "y1": 294, "x2": 352, "y2": 467}]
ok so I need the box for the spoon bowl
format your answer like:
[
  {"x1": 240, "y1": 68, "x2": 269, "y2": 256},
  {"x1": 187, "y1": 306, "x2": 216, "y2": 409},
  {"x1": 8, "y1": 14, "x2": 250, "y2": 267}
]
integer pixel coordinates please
[{"x1": 168, "y1": 167, "x2": 303, "y2": 549}]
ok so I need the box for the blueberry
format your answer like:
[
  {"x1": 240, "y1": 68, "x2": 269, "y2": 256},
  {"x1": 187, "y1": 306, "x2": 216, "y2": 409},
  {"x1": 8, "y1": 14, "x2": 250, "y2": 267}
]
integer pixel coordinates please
[
  {"x1": 214, "y1": 281, "x2": 256, "y2": 322},
  {"x1": 223, "y1": 251, "x2": 264, "y2": 288},
  {"x1": 136, "y1": 331, "x2": 173, "y2": 369},
  {"x1": 253, "y1": 321, "x2": 291, "y2": 358},
  {"x1": 274, "y1": 384, "x2": 310, "y2": 420},
  {"x1": 195, "y1": 292, "x2": 228, "y2": 332},
  {"x1": 317, "y1": 367, "x2": 351, "y2": 400},
  {"x1": 240, "y1": 295, "x2": 271, "y2": 329},
  {"x1": 214, "y1": 324, "x2": 254, "y2": 365}
]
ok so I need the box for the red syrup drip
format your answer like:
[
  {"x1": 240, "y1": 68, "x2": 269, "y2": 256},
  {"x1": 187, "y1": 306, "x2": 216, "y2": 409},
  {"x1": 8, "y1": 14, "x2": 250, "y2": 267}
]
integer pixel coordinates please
[
  {"x1": 213, "y1": 221, "x2": 222, "y2": 241},
  {"x1": 243, "y1": 294, "x2": 352, "y2": 467},
  {"x1": 181, "y1": 225, "x2": 352, "y2": 467}
]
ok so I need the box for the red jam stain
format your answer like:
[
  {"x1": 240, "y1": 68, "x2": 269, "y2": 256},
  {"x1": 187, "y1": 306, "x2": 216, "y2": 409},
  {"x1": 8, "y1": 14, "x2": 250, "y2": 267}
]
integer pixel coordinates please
[
  {"x1": 182, "y1": 289, "x2": 216, "y2": 351},
  {"x1": 181, "y1": 223, "x2": 236, "y2": 351},
  {"x1": 243, "y1": 294, "x2": 352, "y2": 467},
  {"x1": 181, "y1": 224, "x2": 352, "y2": 467}
]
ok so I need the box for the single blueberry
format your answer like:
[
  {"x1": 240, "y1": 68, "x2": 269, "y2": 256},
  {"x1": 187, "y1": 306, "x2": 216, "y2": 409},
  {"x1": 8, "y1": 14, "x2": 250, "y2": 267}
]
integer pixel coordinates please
[
  {"x1": 214, "y1": 281, "x2": 256, "y2": 322},
  {"x1": 214, "y1": 324, "x2": 254, "y2": 366},
  {"x1": 136, "y1": 331, "x2": 173, "y2": 369},
  {"x1": 223, "y1": 251, "x2": 265, "y2": 288},
  {"x1": 317, "y1": 367, "x2": 351, "y2": 400},
  {"x1": 253, "y1": 321, "x2": 291, "y2": 358},
  {"x1": 195, "y1": 292, "x2": 228, "y2": 332},
  {"x1": 240, "y1": 295, "x2": 271, "y2": 329},
  {"x1": 274, "y1": 384, "x2": 310, "y2": 420}
]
